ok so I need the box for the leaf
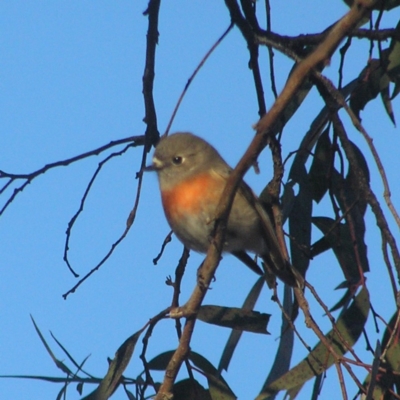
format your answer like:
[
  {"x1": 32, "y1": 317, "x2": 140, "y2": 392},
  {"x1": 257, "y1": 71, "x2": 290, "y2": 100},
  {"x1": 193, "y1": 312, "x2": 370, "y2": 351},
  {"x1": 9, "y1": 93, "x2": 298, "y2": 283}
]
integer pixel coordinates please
[
  {"x1": 190, "y1": 352, "x2": 222, "y2": 377},
  {"x1": 82, "y1": 327, "x2": 144, "y2": 400},
  {"x1": 271, "y1": 67, "x2": 315, "y2": 135},
  {"x1": 350, "y1": 59, "x2": 383, "y2": 120},
  {"x1": 281, "y1": 181, "x2": 296, "y2": 224},
  {"x1": 382, "y1": 312, "x2": 400, "y2": 372},
  {"x1": 312, "y1": 216, "x2": 368, "y2": 282},
  {"x1": 364, "y1": 341, "x2": 382, "y2": 399},
  {"x1": 148, "y1": 350, "x2": 236, "y2": 399},
  {"x1": 350, "y1": 23, "x2": 400, "y2": 124},
  {"x1": 344, "y1": 140, "x2": 370, "y2": 215},
  {"x1": 387, "y1": 21, "x2": 400, "y2": 100},
  {"x1": 0, "y1": 374, "x2": 86, "y2": 383},
  {"x1": 218, "y1": 277, "x2": 264, "y2": 373},
  {"x1": 50, "y1": 330, "x2": 94, "y2": 378},
  {"x1": 289, "y1": 78, "x2": 358, "y2": 177},
  {"x1": 207, "y1": 374, "x2": 237, "y2": 400},
  {"x1": 173, "y1": 379, "x2": 212, "y2": 400},
  {"x1": 342, "y1": 0, "x2": 400, "y2": 10},
  {"x1": 308, "y1": 127, "x2": 332, "y2": 203},
  {"x1": 30, "y1": 315, "x2": 73, "y2": 376},
  {"x1": 261, "y1": 286, "x2": 294, "y2": 395},
  {"x1": 363, "y1": 311, "x2": 400, "y2": 398},
  {"x1": 77, "y1": 382, "x2": 84, "y2": 395},
  {"x1": 323, "y1": 141, "x2": 370, "y2": 281},
  {"x1": 56, "y1": 385, "x2": 67, "y2": 400},
  {"x1": 380, "y1": 76, "x2": 396, "y2": 124},
  {"x1": 198, "y1": 305, "x2": 270, "y2": 334},
  {"x1": 309, "y1": 235, "x2": 331, "y2": 258},
  {"x1": 329, "y1": 287, "x2": 353, "y2": 312},
  {"x1": 256, "y1": 287, "x2": 370, "y2": 399},
  {"x1": 147, "y1": 351, "x2": 175, "y2": 371},
  {"x1": 288, "y1": 164, "x2": 313, "y2": 277},
  {"x1": 124, "y1": 388, "x2": 137, "y2": 400},
  {"x1": 387, "y1": 22, "x2": 400, "y2": 72},
  {"x1": 189, "y1": 352, "x2": 236, "y2": 400},
  {"x1": 379, "y1": 0, "x2": 400, "y2": 10}
]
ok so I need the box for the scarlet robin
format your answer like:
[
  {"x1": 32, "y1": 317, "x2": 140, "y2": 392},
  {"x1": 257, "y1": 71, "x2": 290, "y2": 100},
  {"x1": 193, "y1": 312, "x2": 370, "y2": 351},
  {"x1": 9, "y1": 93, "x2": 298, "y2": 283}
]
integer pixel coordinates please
[{"x1": 148, "y1": 132, "x2": 297, "y2": 287}]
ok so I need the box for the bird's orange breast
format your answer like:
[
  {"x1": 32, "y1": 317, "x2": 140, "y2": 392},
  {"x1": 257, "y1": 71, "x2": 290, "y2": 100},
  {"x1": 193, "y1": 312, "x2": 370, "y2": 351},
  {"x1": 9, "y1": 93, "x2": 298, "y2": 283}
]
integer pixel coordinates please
[{"x1": 161, "y1": 172, "x2": 223, "y2": 221}]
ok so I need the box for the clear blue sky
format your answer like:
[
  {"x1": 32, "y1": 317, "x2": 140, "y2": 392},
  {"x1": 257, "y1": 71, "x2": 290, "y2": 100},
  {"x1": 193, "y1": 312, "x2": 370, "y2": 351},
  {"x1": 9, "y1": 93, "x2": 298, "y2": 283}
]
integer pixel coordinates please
[{"x1": 1, "y1": 2, "x2": 399, "y2": 399}]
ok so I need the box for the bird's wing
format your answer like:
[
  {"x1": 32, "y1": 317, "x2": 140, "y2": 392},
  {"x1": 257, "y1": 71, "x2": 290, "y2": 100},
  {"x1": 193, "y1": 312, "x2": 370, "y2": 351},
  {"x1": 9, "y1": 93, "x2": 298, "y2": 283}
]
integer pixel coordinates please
[
  {"x1": 232, "y1": 250, "x2": 263, "y2": 275},
  {"x1": 212, "y1": 164, "x2": 298, "y2": 286},
  {"x1": 238, "y1": 180, "x2": 299, "y2": 287}
]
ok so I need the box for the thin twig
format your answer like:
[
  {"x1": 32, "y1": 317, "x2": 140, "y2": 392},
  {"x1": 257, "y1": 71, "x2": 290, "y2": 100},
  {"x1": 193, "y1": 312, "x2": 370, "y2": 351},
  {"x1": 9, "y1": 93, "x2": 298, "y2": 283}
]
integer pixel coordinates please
[
  {"x1": 0, "y1": 136, "x2": 144, "y2": 216},
  {"x1": 142, "y1": 0, "x2": 161, "y2": 151},
  {"x1": 62, "y1": 0, "x2": 162, "y2": 298},
  {"x1": 155, "y1": 2, "x2": 378, "y2": 397},
  {"x1": 140, "y1": 307, "x2": 171, "y2": 394},
  {"x1": 335, "y1": 362, "x2": 348, "y2": 400},
  {"x1": 63, "y1": 143, "x2": 136, "y2": 277},
  {"x1": 153, "y1": 230, "x2": 173, "y2": 265},
  {"x1": 265, "y1": 0, "x2": 278, "y2": 99},
  {"x1": 163, "y1": 23, "x2": 233, "y2": 137}
]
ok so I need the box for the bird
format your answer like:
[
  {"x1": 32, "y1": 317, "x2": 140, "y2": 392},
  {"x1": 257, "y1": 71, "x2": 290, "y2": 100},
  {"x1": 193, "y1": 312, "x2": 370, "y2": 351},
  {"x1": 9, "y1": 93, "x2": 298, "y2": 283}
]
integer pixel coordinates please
[{"x1": 148, "y1": 132, "x2": 297, "y2": 287}]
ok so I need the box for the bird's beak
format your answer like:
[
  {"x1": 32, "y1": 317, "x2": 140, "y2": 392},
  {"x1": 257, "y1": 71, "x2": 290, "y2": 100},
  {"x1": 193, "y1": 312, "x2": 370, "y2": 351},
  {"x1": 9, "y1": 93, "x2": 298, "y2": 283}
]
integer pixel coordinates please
[
  {"x1": 144, "y1": 164, "x2": 156, "y2": 172},
  {"x1": 144, "y1": 157, "x2": 163, "y2": 172}
]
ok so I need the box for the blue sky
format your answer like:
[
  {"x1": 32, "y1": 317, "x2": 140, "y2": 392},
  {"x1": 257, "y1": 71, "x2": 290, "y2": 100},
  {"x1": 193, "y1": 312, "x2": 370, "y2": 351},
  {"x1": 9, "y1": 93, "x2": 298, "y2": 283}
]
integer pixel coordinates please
[{"x1": 1, "y1": 2, "x2": 399, "y2": 399}]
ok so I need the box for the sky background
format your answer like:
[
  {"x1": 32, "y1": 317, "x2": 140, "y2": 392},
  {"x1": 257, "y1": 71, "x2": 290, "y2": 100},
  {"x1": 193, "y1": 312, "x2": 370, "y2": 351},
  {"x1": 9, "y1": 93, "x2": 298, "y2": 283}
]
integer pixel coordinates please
[{"x1": 1, "y1": 2, "x2": 399, "y2": 399}]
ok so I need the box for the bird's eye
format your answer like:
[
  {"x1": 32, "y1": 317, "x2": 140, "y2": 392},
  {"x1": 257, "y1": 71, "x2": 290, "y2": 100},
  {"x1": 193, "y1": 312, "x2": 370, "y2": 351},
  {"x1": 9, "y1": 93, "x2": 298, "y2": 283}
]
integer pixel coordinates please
[{"x1": 172, "y1": 156, "x2": 183, "y2": 165}]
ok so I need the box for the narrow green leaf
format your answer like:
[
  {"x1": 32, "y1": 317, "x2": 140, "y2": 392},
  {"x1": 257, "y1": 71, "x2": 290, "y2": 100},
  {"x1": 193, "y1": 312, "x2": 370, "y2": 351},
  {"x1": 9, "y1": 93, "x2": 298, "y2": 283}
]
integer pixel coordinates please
[
  {"x1": 344, "y1": 141, "x2": 370, "y2": 206},
  {"x1": 82, "y1": 327, "x2": 144, "y2": 400},
  {"x1": 198, "y1": 305, "x2": 270, "y2": 334},
  {"x1": 190, "y1": 352, "x2": 221, "y2": 377},
  {"x1": 343, "y1": 0, "x2": 400, "y2": 10},
  {"x1": 288, "y1": 164, "x2": 313, "y2": 277},
  {"x1": 218, "y1": 277, "x2": 264, "y2": 373},
  {"x1": 380, "y1": 76, "x2": 396, "y2": 124},
  {"x1": 0, "y1": 375, "x2": 99, "y2": 384},
  {"x1": 147, "y1": 351, "x2": 175, "y2": 371},
  {"x1": 77, "y1": 382, "x2": 84, "y2": 395},
  {"x1": 189, "y1": 352, "x2": 236, "y2": 399},
  {"x1": 262, "y1": 286, "x2": 294, "y2": 394},
  {"x1": 378, "y1": 0, "x2": 400, "y2": 10},
  {"x1": 30, "y1": 315, "x2": 72, "y2": 375},
  {"x1": 312, "y1": 216, "x2": 368, "y2": 282},
  {"x1": 310, "y1": 235, "x2": 331, "y2": 258},
  {"x1": 148, "y1": 350, "x2": 236, "y2": 399},
  {"x1": 256, "y1": 287, "x2": 370, "y2": 399},
  {"x1": 308, "y1": 128, "x2": 332, "y2": 203},
  {"x1": 271, "y1": 67, "x2": 314, "y2": 135},
  {"x1": 286, "y1": 383, "x2": 303, "y2": 399},
  {"x1": 207, "y1": 374, "x2": 237, "y2": 400},
  {"x1": 392, "y1": 80, "x2": 400, "y2": 100},
  {"x1": 289, "y1": 78, "x2": 358, "y2": 174},
  {"x1": 56, "y1": 385, "x2": 67, "y2": 400},
  {"x1": 281, "y1": 181, "x2": 296, "y2": 224},
  {"x1": 173, "y1": 379, "x2": 211, "y2": 400},
  {"x1": 124, "y1": 388, "x2": 137, "y2": 400},
  {"x1": 329, "y1": 287, "x2": 353, "y2": 312},
  {"x1": 363, "y1": 311, "x2": 400, "y2": 398},
  {"x1": 364, "y1": 341, "x2": 382, "y2": 399},
  {"x1": 387, "y1": 21, "x2": 400, "y2": 101},
  {"x1": 350, "y1": 59, "x2": 383, "y2": 120},
  {"x1": 382, "y1": 313, "x2": 400, "y2": 372},
  {"x1": 50, "y1": 331, "x2": 94, "y2": 379}
]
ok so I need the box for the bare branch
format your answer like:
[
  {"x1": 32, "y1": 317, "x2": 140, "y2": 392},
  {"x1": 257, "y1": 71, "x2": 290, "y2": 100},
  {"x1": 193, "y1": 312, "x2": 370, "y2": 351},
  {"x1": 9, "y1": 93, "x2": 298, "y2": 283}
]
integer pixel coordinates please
[
  {"x1": 154, "y1": 2, "x2": 378, "y2": 398},
  {"x1": 0, "y1": 136, "x2": 144, "y2": 216}
]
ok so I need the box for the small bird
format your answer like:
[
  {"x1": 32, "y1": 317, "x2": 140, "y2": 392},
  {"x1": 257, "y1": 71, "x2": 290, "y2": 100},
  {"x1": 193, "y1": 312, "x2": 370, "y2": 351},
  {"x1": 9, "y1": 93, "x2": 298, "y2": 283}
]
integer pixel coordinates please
[{"x1": 148, "y1": 132, "x2": 297, "y2": 286}]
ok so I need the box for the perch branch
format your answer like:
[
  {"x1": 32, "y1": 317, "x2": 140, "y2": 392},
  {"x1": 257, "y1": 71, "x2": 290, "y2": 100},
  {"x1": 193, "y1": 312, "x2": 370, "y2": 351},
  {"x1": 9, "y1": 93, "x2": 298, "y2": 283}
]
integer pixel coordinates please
[{"x1": 155, "y1": 2, "x2": 377, "y2": 398}]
